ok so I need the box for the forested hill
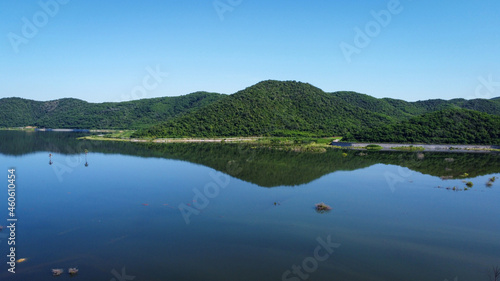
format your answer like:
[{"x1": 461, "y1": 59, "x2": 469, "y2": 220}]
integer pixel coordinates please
[
  {"x1": 132, "y1": 80, "x2": 500, "y2": 141},
  {"x1": 0, "y1": 92, "x2": 224, "y2": 129},
  {"x1": 330, "y1": 91, "x2": 500, "y2": 120},
  {"x1": 2, "y1": 80, "x2": 499, "y2": 144},
  {"x1": 132, "y1": 80, "x2": 394, "y2": 138},
  {"x1": 343, "y1": 109, "x2": 500, "y2": 144}
]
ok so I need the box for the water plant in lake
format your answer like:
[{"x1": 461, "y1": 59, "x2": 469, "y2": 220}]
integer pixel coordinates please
[
  {"x1": 486, "y1": 177, "x2": 497, "y2": 187},
  {"x1": 489, "y1": 265, "x2": 500, "y2": 281},
  {"x1": 466, "y1": 181, "x2": 474, "y2": 187},
  {"x1": 68, "y1": 268, "x2": 79, "y2": 275},
  {"x1": 315, "y1": 202, "x2": 332, "y2": 213}
]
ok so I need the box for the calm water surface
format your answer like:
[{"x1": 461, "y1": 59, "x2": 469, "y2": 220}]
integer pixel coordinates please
[{"x1": 0, "y1": 131, "x2": 499, "y2": 281}]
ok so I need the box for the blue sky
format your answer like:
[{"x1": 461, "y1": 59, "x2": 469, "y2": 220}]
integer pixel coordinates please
[{"x1": 1, "y1": 0, "x2": 499, "y2": 102}]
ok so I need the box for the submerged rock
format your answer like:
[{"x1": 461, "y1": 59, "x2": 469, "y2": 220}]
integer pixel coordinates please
[
  {"x1": 52, "y1": 269, "x2": 63, "y2": 276},
  {"x1": 315, "y1": 202, "x2": 332, "y2": 213},
  {"x1": 69, "y1": 268, "x2": 79, "y2": 275}
]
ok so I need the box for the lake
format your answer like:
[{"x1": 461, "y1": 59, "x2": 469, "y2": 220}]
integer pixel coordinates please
[{"x1": 0, "y1": 131, "x2": 499, "y2": 281}]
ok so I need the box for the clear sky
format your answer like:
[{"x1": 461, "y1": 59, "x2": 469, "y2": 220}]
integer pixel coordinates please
[{"x1": 1, "y1": 0, "x2": 499, "y2": 103}]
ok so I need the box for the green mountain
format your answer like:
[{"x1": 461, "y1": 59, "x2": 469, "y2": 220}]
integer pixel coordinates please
[
  {"x1": 2, "y1": 80, "x2": 499, "y2": 144},
  {"x1": 330, "y1": 91, "x2": 416, "y2": 120},
  {"x1": 133, "y1": 80, "x2": 500, "y2": 141},
  {"x1": 331, "y1": 91, "x2": 500, "y2": 119},
  {"x1": 133, "y1": 80, "x2": 394, "y2": 138},
  {"x1": 0, "y1": 92, "x2": 224, "y2": 129},
  {"x1": 345, "y1": 108, "x2": 500, "y2": 144}
]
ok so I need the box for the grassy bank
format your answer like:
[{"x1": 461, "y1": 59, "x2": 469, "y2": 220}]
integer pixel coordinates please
[
  {"x1": 79, "y1": 132, "x2": 500, "y2": 153},
  {"x1": 80, "y1": 134, "x2": 340, "y2": 152},
  {"x1": 0, "y1": 127, "x2": 36, "y2": 131}
]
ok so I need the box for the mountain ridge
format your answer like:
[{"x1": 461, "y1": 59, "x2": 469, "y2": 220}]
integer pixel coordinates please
[
  {"x1": 132, "y1": 80, "x2": 500, "y2": 142},
  {"x1": 1, "y1": 80, "x2": 499, "y2": 144},
  {"x1": 0, "y1": 91, "x2": 225, "y2": 129}
]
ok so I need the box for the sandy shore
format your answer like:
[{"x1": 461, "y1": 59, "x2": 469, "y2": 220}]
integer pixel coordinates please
[
  {"x1": 87, "y1": 136, "x2": 262, "y2": 143},
  {"x1": 149, "y1": 137, "x2": 259, "y2": 143},
  {"x1": 345, "y1": 142, "x2": 500, "y2": 152},
  {"x1": 83, "y1": 136, "x2": 499, "y2": 152}
]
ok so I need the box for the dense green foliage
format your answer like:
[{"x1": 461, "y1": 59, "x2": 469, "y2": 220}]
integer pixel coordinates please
[
  {"x1": 133, "y1": 80, "x2": 394, "y2": 138},
  {"x1": 0, "y1": 92, "x2": 224, "y2": 129},
  {"x1": 134, "y1": 81, "x2": 500, "y2": 143},
  {"x1": 345, "y1": 109, "x2": 500, "y2": 144},
  {"x1": 366, "y1": 144, "x2": 383, "y2": 150},
  {"x1": 331, "y1": 91, "x2": 500, "y2": 119},
  {"x1": 2, "y1": 80, "x2": 499, "y2": 144}
]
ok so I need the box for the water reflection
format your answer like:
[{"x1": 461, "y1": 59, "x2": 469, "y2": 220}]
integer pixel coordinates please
[
  {"x1": 0, "y1": 130, "x2": 499, "y2": 281},
  {"x1": 1, "y1": 130, "x2": 499, "y2": 187}
]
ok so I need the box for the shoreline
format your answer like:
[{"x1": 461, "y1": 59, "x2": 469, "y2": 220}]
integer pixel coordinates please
[
  {"x1": 79, "y1": 136, "x2": 262, "y2": 143},
  {"x1": 343, "y1": 142, "x2": 500, "y2": 153},
  {"x1": 79, "y1": 135, "x2": 500, "y2": 153},
  {"x1": 4, "y1": 128, "x2": 497, "y2": 153}
]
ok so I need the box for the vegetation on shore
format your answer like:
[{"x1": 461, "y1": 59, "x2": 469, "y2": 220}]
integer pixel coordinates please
[
  {"x1": 1, "y1": 80, "x2": 499, "y2": 144},
  {"x1": 344, "y1": 109, "x2": 500, "y2": 144},
  {"x1": 131, "y1": 81, "x2": 499, "y2": 144},
  {"x1": 0, "y1": 92, "x2": 224, "y2": 129},
  {"x1": 365, "y1": 144, "x2": 383, "y2": 150},
  {"x1": 132, "y1": 80, "x2": 393, "y2": 138}
]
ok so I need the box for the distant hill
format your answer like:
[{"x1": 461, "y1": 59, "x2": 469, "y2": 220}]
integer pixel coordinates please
[
  {"x1": 331, "y1": 92, "x2": 500, "y2": 119},
  {"x1": 133, "y1": 80, "x2": 500, "y2": 142},
  {"x1": 132, "y1": 80, "x2": 393, "y2": 138},
  {"x1": 0, "y1": 92, "x2": 224, "y2": 129},
  {"x1": 344, "y1": 109, "x2": 500, "y2": 144},
  {"x1": 2, "y1": 80, "x2": 499, "y2": 144}
]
